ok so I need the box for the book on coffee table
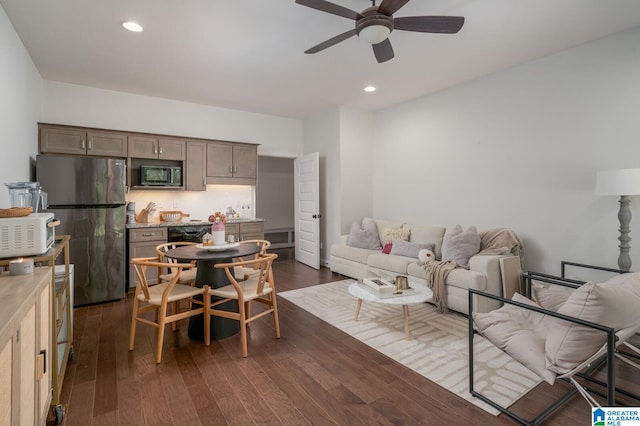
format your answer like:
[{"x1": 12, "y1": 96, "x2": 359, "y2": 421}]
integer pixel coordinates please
[{"x1": 361, "y1": 277, "x2": 415, "y2": 299}]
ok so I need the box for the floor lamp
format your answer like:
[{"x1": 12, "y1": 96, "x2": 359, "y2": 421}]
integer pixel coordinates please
[{"x1": 596, "y1": 168, "x2": 640, "y2": 271}]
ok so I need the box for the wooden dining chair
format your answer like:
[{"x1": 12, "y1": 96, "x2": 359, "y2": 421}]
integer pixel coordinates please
[
  {"x1": 235, "y1": 239, "x2": 271, "y2": 281},
  {"x1": 206, "y1": 253, "x2": 279, "y2": 357},
  {"x1": 156, "y1": 242, "x2": 198, "y2": 285},
  {"x1": 130, "y1": 256, "x2": 210, "y2": 363}
]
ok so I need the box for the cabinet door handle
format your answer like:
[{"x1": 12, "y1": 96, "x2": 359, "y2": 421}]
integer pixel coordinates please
[
  {"x1": 142, "y1": 233, "x2": 155, "y2": 237},
  {"x1": 159, "y1": 146, "x2": 163, "y2": 155},
  {"x1": 153, "y1": 146, "x2": 157, "y2": 155},
  {"x1": 229, "y1": 166, "x2": 233, "y2": 173},
  {"x1": 37, "y1": 349, "x2": 46, "y2": 379},
  {"x1": 88, "y1": 139, "x2": 93, "y2": 150},
  {"x1": 81, "y1": 138, "x2": 86, "y2": 149}
]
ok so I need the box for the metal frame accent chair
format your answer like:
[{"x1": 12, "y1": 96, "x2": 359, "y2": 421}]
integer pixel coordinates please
[
  {"x1": 130, "y1": 257, "x2": 210, "y2": 363},
  {"x1": 205, "y1": 253, "x2": 280, "y2": 357},
  {"x1": 468, "y1": 267, "x2": 640, "y2": 425}
]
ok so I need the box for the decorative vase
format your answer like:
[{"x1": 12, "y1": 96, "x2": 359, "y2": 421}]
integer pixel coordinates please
[{"x1": 211, "y1": 219, "x2": 226, "y2": 245}]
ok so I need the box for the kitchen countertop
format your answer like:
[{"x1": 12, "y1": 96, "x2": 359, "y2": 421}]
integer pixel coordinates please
[{"x1": 126, "y1": 218, "x2": 264, "y2": 229}]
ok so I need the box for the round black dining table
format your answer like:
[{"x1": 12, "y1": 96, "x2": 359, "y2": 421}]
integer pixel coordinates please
[{"x1": 164, "y1": 243, "x2": 261, "y2": 341}]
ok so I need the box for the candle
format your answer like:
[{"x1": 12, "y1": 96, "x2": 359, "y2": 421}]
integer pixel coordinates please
[{"x1": 9, "y1": 258, "x2": 34, "y2": 276}]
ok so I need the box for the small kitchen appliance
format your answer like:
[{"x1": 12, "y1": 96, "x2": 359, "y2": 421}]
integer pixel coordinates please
[
  {"x1": 5, "y1": 181, "x2": 48, "y2": 212},
  {"x1": 0, "y1": 212, "x2": 56, "y2": 257},
  {"x1": 140, "y1": 164, "x2": 182, "y2": 186}
]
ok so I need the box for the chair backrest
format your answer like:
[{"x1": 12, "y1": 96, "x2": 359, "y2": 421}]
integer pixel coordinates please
[
  {"x1": 131, "y1": 256, "x2": 195, "y2": 302},
  {"x1": 238, "y1": 239, "x2": 272, "y2": 268},
  {"x1": 216, "y1": 253, "x2": 278, "y2": 294},
  {"x1": 155, "y1": 241, "x2": 196, "y2": 275}
]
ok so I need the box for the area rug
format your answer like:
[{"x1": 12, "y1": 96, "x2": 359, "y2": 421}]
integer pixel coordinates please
[{"x1": 279, "y1": 280, "x2": 541, "y2": 415}]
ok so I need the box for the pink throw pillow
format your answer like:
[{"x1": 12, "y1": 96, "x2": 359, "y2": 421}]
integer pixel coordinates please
[{"x1": 382, "y1": 243, "x2": 392, "y2": 254}]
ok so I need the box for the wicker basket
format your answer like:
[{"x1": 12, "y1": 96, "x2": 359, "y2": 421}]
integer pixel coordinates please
[{"x1": 0, "y1": 207, "x2": 33, "y2": 218}]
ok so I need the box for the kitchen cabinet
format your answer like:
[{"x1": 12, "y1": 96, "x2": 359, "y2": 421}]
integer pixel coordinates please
[
  {"x1": 185, "y1": 141, "x2": 207, "y2": 191},
  {"x1": 39, "y1": 125, "x2": 128, "y2": 157},
  {"x1": 0, "y1": 268, "x2": 52, "y2": 426},
  {"x1": 206, "y1": 142, "x2": 257, "y2": 185},
  {"x1": 0, "y1": 235, "x2": 72, "y2": 425},
  {"x1": 128, "y1": 227, "x2": 168, "y2": 288},
  {"x1": 128, "y1": 135, "x2": 185, "y2": 160},
  {"x1": 239, "y1": 221, "x2": 264, "y2": 241}
]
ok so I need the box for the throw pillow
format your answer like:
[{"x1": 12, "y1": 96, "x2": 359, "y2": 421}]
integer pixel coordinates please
[
  {"x1": 473, "y1": 293, "x2": 555, "y2": 385},
  {"x1": 381, "y1": 227, "x2": 410, "y2": 246},
  {"x1": 544, "y1": 272, "x2": 640, "y2": 375},
  {"x1": 346, "y1": 218, "x2": 382, "y2": 250},
  {"x1": 389, "y1": 239, "x2": 435, "y2": 258},
  {"x1": 381, "y1": 243, "x2": 393, "y2": 254},
  {"x1": 441, "y1": 225, "x2": 481, "y2": 266},
  {"x1": 531, "y1": 281, "x2": 576, "y2": 312}
]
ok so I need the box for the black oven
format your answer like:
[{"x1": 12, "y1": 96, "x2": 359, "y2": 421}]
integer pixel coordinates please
[{"x1": 168, "y1": 225, "x2": 211, "y2": 243}]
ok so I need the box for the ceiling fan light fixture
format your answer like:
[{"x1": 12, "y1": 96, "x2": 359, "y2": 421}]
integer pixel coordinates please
[{"x1": 356, "y1": 17, "x2": 393, "y2": 44}]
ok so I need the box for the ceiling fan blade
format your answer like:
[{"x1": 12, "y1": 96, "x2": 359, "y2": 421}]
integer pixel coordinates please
[
  {"x1": 393, "y1": 16, "x2": 465, "y2": 33},
  {"x1": 295, "y1": 0, "x2": 363, "y2": 21},
  {"x1": 372, "y1": 38, "x2": 394, "y2": 63},
  {"x1": 377, "y1": 0, "x2": 410, "y2": 16},
  {"x1": 304, "y1": 29, "x2": 357, "y2": 54}
]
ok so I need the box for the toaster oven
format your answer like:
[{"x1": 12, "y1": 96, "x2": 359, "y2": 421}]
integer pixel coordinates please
[{"x1": 0, "y1": 212, "x2": 56, "y2": 257}]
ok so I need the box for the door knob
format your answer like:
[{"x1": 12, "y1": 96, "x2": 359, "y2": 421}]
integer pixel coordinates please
[{"x1": 312, "y1": 214, "x2": 322, "y2": 219}]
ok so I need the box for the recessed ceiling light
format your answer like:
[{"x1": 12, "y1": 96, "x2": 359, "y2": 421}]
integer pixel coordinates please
[
  {"x1": 364, "y1": 85, "x2": 376, "y2": 93},
  {"x1": 122, "y1": 21, "x2": 143, "y2": 32}
]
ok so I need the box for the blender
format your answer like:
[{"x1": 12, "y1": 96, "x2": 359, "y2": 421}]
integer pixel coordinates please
[{"x1": 5, "y1": 182, "x2": 48, "y2": 212}]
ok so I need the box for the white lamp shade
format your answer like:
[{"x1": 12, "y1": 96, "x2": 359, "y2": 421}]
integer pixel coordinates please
[
  {"x1": 357, "y1": 25, "x2": 391, "y2": 44},
  {"x1": 595, "y1": 168, "x2": 640, "y2": 196}
]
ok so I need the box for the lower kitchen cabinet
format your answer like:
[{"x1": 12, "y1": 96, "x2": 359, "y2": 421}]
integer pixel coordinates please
[
  {"x1": 240, "y1": 221, "x2": 264, "y2": 241},
  {"x1": 0, "y1": 268, "x2": 52, "y2": 426},
  {"x1": 128, "y1": 227, "x2": 168, "y2": 288}
]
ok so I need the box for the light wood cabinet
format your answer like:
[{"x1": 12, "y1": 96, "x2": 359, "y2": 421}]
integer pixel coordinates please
[
  {"x1": 128, "y1": 136, "x2": 185, "y2": 160},
  {"x1": 185, "y1": 141, "x2": 207, "y2": 191},
  {"x1": 0, "y1": 268, "x2": 52, "y2": 426},
  {"x1": 39, "y1": 125, "x2": 127, "y2": 157},
  {"x1": 206, "y1": 142, "x2": 257, "y2": 185},
  {"x1": 128, "y1": 227, "x2": 168, "y2": 288},
  {"x1": 239, "y1": 221, "x2": 264, "y2": 241}
]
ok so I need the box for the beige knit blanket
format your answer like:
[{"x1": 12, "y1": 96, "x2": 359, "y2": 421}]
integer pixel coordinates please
[
  {"x1": 478, "y1": 228, "x2": 525, "y2": 268},
  {"x1": 419, "y1": 260, "x2": 457, "y2": 313}
]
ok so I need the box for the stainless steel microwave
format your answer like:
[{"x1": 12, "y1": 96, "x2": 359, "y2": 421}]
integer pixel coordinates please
[{"x1": 140, "y1": 165, "x2": 182, "y2": 186}]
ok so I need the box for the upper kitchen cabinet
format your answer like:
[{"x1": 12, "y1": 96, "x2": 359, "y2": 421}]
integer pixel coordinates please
[
  {"x1": 185, "y1": 141, "x2": 207, "y2": 191},
  {"x1": 128, "y1": 135, "x2": 185, "y2": 160},
  {"x1": 206, "y1": 142, "x2": 257, "y2": 185},
  {"x1": 39, "y1": 124, "x2": 128, "y2": 157}
]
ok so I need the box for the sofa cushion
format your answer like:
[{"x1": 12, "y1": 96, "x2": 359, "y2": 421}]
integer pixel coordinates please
[
  {"x1": 373, "y1": 219, "x2": 404, "y2": 245},
  {"x1": 405, "y1": 224, "x2": 446, "y2": 260},
  {"x1": 330, "y1": 243, "x2": 376, "y2": 265},
  {"x1": 407, "y1": 263, "x2": 487, "y2": 291},
  {"x1": 441, "y1": 225, "x2": 481, "y2": 266},
  {"x1": 381, "y1": 227, "x2": 410, "y2": 246},
  {"x1": 367, "y1": 253, "x2": 413, "y2": 274},
  {"x1": 545, "y1": 272, "x2": 640, "y2": 374},
  {"x1": 389, "y1": 239, "x2": 435, "y2": 258},
  {"x1": 347, "y1": 218, "x2": 382, "y2": 250}
]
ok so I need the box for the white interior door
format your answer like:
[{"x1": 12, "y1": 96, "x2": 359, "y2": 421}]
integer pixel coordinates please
[{"x1": 294, "y1": 152, "x2": 320, "y2": 269}]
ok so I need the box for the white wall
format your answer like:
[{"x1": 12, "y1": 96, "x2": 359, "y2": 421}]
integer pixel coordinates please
[
  {"x1": 339, "y1": 107, "x2": 374, "y2": 234},
  {"x1": 42, "y1": 81, "x2": 303, "y2": 157},
  {"x1": 372, "y1": 27, "x2": 640, "y2": 274},
  {"x1": 0, "y1": 6, "x2": 42, "y2": 207}
]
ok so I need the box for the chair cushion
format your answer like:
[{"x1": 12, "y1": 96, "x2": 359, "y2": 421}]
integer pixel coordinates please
[
  {"x1": 545, "y1": 272, "x2": 640, "y2": 374},
  {"x1": 531, "y1": 281, "x2": 575, "y2": 311},
  {"x1": 137, "y1": 282, "x2": 206, "y2": 305},
  {"x1": 209, "y1": 277, "x2": 273, "y2": 301},
  {"x1": 474, "y1": 293, "x2": 556, "y2": 385}
]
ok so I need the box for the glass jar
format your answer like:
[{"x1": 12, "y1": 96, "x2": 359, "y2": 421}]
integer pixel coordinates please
[
  {"x1": 202, "y1": 233, "x2": 213, "y2": 246},
  {"x1": 211, "y1": 219, "x2": 226, "y2": 245}
]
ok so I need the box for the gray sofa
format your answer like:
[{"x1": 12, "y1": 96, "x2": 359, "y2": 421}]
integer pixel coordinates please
[{"x1": 329, "y1": 218, "x2": 520, "y2": 315}]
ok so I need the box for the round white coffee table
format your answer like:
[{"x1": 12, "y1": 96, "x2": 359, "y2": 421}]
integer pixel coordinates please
[{"x1": 348, "y1": 281, "x2": 433, "y2": 340}]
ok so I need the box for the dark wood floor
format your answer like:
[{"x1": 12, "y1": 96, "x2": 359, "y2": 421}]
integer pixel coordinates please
[{"x1": 52, "y1": 249, "x2": 638, "y2": 425}]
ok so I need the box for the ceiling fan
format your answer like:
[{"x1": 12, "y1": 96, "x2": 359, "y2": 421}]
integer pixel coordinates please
[{"x1": 295, "y1": 0, "x2": 465, "y2": 63}]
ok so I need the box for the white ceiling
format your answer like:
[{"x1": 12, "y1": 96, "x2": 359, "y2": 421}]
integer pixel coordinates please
[{"x1": 3, "y1": 0, "x2": 640, "y2": 119}]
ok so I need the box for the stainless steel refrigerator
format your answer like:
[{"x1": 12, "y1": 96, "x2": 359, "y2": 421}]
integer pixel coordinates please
[{"x1": 36, "y1": 155, "x2": 127, "y2": 306}]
